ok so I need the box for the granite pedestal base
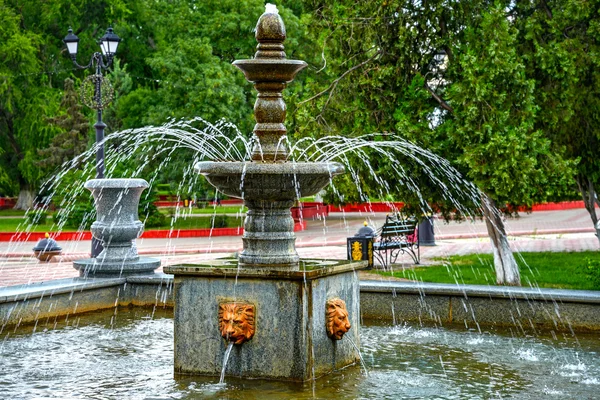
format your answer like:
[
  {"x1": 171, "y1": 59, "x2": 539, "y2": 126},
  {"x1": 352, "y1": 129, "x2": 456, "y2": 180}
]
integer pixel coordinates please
[
  {"x1": 73, "y1": 257, "x2": 160, "y2": 277},
  {"x1": 164, "y1": 259, "x2": 367, "y2": 381}
]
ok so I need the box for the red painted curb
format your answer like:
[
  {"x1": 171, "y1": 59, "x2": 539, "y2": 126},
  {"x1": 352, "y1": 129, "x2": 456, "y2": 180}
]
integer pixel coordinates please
[
  {"x1": 155, "y1": 199, "x2": 245, "y2": 207},
  {"x1": 529, "y1": 201, "x2": 586, "y2": 211},
  {"x1": 141, "y1": 227, "x2": 244, "y2": 238},
  {"x1": 329, "y1": 202, "x2": 405, "y2": 213},
  {"x1": 329, "y1": 201, "x2": 587, "y2": 213},
  {"x1": 0, "y1": 231, "x2": 92, "y2": 242},
  {"x1": 0, "y1": 221, "x2": 307, "y2": 242}
]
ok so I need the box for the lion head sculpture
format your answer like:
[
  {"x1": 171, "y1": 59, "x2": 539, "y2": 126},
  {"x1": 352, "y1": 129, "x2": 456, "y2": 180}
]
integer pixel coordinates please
[
  {"x1": 326, "y1": 298, "x2": 351, "y2": 340},
  {"x1": 218, "y1": 302, "x2": 256, "y2": 345}
]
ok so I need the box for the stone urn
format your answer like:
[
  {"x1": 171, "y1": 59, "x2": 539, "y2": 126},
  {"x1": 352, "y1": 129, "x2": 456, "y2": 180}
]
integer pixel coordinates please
[{"x1": 73, "y1": 178, "x2": 160, "y2": 276}]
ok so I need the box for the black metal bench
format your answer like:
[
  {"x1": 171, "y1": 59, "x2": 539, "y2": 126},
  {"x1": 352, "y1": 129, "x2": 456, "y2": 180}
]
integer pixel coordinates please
[{"x1": 373, "y1": 214, "x2": 420, "y2": 268}]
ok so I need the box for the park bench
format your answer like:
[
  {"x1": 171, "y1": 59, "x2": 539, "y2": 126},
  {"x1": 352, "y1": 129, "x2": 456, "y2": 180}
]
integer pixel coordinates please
[{"x1": 373, "y1": 214, "x2": 420, "y2": 268}]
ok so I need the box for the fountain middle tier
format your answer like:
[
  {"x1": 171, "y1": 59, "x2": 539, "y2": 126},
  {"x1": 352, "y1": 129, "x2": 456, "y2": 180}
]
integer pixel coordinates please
[
  {"x1": 195, "y1": 161, "x2": 344, "y2": 200},
  {"x1": 195, "y1": 160, "x2": 345, "y2": 269}
]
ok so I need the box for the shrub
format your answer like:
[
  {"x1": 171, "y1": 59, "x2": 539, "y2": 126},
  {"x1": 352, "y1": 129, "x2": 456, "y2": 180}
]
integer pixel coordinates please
[
  {"x1": 142, "y1": 204, "x2": 167, "y2": 228},
  {"x1": 212, "y1": 215, "x2": 229, "y2": 228},
  {"x1": 581, "y1": 258, "x2": 600, "y2": 289},
  {"x1": 26, "y1": 210, "x2": 48, "y2": 226},
  {"x1": 56, "y1": 204, "x2": 95, "y2": 230},
  {"x1": 139, "y1": 186, "x2": 167, "y2": 228},
  {"x1": 196, "y1": 201, "x2": 209, "y2": 209}
]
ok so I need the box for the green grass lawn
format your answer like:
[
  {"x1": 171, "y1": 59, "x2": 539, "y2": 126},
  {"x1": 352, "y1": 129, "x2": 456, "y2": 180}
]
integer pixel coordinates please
[
  {"x1": 160, "y1": 205, "x2": 247, "y2": 215},
  {"x1": 377, "y1": 251, "x2": 600, "y2": 290},
  {"x1": 168, "y1": 215, "x2": 243, "y2": 229},
  {"x1": 0, "y1": 217, "x2": 51, "y2": 232},
  {"x1": 0, "y1": 209, "x2": 27, "y2": 216}
]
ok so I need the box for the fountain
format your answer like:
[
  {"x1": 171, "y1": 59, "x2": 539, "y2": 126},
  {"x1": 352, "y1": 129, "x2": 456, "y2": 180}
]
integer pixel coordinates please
[
  {"x1": 163, "y1": 4, "x2": 367, "y2": 381},
  {"x1": 1, "y1": 4, "x2": 599, "y2": 399}
]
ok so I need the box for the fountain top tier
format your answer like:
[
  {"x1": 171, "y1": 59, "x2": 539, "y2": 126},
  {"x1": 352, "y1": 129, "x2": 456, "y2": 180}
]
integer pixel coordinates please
[
  {"x1": 195, "y1": 4, "x2": 344, "y2": 268},
  {"x1": 232, "y1": 4, "x2": 307, "y2": 162}
]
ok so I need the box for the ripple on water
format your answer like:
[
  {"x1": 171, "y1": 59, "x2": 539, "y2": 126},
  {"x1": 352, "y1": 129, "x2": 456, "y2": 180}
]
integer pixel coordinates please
[
  {"x1": 1, "y1": 309, "x2": 599, "y2": 399},
  {"x1": 513, "y1": 348, "x2": 541, "y2": 362}
]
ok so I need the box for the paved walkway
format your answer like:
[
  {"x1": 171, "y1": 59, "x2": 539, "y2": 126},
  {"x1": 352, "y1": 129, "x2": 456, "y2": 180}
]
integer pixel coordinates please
[{"x1": 0, "y1": 209, "x2": 596, "y2": 288}]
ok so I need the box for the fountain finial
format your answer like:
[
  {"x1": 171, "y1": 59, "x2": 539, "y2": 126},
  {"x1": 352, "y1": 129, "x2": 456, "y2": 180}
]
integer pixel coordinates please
[
  {"x1": 232, "y1": 4, "x2": 307, "y2": 161},
  {"x1": 255, "y1": 4, "x2": 286, "y2": 59}
]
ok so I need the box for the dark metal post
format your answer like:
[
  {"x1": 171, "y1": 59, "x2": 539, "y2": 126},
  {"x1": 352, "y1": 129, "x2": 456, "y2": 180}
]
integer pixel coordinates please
[
  {"x1": 91, "y1": 114, "x2": 106, "y2": 257},
  {"x1": 91, "y1": 63, "x2": 106, "y2": 257},
  {"x1": 94, "y1": 62, "x2": 105, "y2": 179},
  {"x1": 95, "y1": 110, "x2": 105, "y2": 178},
  {"x1": 91, "y1": 61, "x2": 105, "y2": 257},
  {"x1": 418, "y1": 216, "x2": 436, "y2": 246}
]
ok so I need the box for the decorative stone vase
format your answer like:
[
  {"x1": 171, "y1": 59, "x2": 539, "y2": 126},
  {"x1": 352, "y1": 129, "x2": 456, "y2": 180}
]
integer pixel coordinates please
[{"x1": 73, "y1": 178, "x2": 160, "y2": 276}]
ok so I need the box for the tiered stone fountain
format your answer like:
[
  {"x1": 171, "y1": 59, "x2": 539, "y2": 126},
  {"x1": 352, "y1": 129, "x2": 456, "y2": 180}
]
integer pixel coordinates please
[{"x1": 164, "y1": 4, "x2": 367, "y2": 381}]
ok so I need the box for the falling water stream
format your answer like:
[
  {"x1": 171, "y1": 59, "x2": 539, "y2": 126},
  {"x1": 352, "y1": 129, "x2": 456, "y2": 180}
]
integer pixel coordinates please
[
  {"x1": 345, "y1": 336, "x2": 369, "y2": 376},
  {"x1": 0, "y1": 117, "x2": 494, "y2": 305},
  {"x1": 219, "y1": 342, "x2": 234, "y2": 384},
  {"x1": 8, "y1": 117, "x2": 483, "y2": 246}
]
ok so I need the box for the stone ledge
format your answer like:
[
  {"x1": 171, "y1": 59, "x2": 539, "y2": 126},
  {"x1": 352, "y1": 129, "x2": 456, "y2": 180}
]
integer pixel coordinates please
[
  {"x1": 0, "y1": 277, "x2": 126, "y2": 304},
  {"x1": 360, "y1": 281, "x2": 600, "y2": 304},
  {"x1": 2, "y1": 276, "x2": 599, "y2": 332},
  {"x1": 126, "y1": 272, "x2": 173, "y2": 284},
  {"x1": 165, "y1": 259, "x2": 367, "y2": 281}
]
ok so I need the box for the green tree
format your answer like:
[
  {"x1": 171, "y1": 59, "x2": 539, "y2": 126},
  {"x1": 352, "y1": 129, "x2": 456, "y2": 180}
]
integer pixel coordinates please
[
  {"x1": 0, "y1": 1, "x2": 60, "y2": 208},
  {"x1": 1, "y1": 0, "x2": 153, "y2": 208},
  {"x1": 297, "y1": 0, "x2": 574, "y2": 285},
  {"x1": 38, "y1": 78, "x2": 91, "y2": 171},
  {"x1": 517, "y1": 0, "x2": 600, "y2": 243},
  {"x1": 444, "y1": 5, "x2": 573, "y2": 285},
  {"x1": 108, "y1": 0, "x2": 309, "y2": 191}
]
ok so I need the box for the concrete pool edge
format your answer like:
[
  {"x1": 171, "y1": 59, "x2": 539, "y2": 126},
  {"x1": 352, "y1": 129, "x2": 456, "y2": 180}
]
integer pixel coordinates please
[{"x1": 2, "y1": 277, "x2": 599, "y2": 332}]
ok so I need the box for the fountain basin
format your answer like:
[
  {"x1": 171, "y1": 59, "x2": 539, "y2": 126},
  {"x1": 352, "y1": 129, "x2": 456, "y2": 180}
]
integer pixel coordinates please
[
  {"x1": 195, "y1": 161, "x2": 344, "y2": 200},
  {"x1": 232, "y1": 59, "x2": 307, "y2": 83},
  {"x1": 2, "y1": 306, "x2": 599, "y2": 399},
  {"x1": 195, "y1": 161, "x2": 345, "y2": 268}
]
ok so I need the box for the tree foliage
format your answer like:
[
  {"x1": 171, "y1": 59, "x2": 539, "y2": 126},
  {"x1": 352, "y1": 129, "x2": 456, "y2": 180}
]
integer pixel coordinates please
[
  {"x1": 37, "y1": 78, "x2": 90, "y2": 171},
  {"x1": 445, "y1": 4, "x2": 573, "y2": 208},
  {"x1": 516, "y1": 0, "x2": 600, "y2": 237},
  {"x1": 295, "y1": 0, "x2": 574, "y2": 210},
  {"x1": 0, "y1": 1, "x2": 59, "y2": 202},
  {"x1": 0, "y1": 0, "x2": 596, "y2": 247}
]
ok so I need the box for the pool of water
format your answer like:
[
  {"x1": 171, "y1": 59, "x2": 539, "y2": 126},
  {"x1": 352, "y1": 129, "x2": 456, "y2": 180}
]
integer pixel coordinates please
[{"x1": 1, "y1": 307, "x2": 598, "y2": 399}]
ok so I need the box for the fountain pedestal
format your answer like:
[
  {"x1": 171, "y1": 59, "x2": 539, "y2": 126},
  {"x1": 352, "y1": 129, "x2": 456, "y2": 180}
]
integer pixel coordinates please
[
  {"x1": 195, "y1": 161, "x2": 345, "y2": 268},
  {"x1": 165, "y1": 260, "x2": 365, "y2": 381}
]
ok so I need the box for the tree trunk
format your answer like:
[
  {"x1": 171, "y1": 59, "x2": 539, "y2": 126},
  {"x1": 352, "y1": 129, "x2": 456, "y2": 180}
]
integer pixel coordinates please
[
  {"x1": 14, "y1": 184, "x2": 35, "y2": 210},
  {"x1": 576, "y1": 175, "x2": 600, "y2": 246},
  {"x1": 482, "y1": 194, "x2": 521, "y2": 286}
]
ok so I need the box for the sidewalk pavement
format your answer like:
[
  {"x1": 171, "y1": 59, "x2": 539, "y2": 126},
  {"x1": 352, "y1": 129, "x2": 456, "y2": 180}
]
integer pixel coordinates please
[{"x1": 0, "y1": 208, "x2": 597, "y2": 288}]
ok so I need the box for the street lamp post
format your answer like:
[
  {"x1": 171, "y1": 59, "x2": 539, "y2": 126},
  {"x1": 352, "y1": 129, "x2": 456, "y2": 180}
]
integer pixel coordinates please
[{"x1": 63, "y1": 27, "x2": 121, "y2": 258}]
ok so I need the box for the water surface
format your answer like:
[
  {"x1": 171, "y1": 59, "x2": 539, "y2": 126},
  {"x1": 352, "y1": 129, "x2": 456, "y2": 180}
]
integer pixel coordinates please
[{"x1": 1, "y1": 307, "x2": 598, "y2": 399}]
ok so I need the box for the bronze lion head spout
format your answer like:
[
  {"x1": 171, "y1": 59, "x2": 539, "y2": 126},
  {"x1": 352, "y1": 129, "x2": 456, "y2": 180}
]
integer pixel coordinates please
[
  {"x1": 218, "y1": 302, "x2": 256, "y2": 345},
  {"x1": 326, "y1": 298, "x2": 351, "y2": 340}
]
